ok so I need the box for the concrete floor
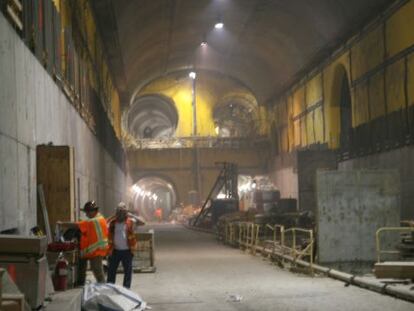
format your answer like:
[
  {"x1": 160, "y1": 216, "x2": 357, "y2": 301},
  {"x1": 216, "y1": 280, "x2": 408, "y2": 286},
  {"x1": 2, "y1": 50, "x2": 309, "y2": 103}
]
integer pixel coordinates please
[{"x1": 113, "y1": 224, "x2": 413, "y2": 311}]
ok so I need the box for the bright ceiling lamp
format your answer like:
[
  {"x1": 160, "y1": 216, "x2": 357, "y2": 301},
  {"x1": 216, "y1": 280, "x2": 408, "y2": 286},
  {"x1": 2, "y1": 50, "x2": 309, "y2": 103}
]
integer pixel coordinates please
[
  {"x1": 214, "y1": 22, "x2": 224, "y2": 29},
  {"x1": 189, "y1": 71, "x2": 197, "y2": 79}
]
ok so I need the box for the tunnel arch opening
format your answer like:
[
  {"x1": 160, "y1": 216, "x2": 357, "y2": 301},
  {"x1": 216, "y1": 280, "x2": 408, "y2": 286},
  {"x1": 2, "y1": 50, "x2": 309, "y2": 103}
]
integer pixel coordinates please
[
  {"x1": 126, "y1": 94, "x2": 178, "y2": 140},
  {"x1": 339, "y1": 70, "x2": 352, "y2": 151},
  {"x1": 213, "y1": 95, "x2": 259, "y2": 137},
  {"x1": 131, "y1": 176, "x2": 178, "y2": 222},
  {"x1": 330, "y1": 64, "x2": 352, "y2": 149}
]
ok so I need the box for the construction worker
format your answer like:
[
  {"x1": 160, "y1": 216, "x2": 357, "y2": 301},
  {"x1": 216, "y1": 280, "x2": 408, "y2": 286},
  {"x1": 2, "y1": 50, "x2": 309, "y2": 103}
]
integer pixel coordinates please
[
  {"x1": 107, "y1": 202, "x2": 144, "y2": 288},
  {"x1": 58, "y1": 200, "x2": 108, "y2": 286},
  {"x1": 154, "y1": 207, "x2": 163, "y2": 222}
]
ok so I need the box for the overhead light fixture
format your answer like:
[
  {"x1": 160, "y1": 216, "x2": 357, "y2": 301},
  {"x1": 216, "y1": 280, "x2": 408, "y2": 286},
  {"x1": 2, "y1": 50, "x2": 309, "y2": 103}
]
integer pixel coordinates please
[
  {"x1": 214, "y1": 22, "x2": 224, "y2": 29},
  {"x1": 200, "y1": 33, "x2": 207, "y2": 46},
  {"x1": 189, "y1": 71, "x2": 197, "y2": 79}
]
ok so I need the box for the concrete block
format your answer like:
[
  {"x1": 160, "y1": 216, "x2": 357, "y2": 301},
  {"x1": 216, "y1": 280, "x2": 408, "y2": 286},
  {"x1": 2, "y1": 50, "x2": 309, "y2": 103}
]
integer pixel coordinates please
[
  {"x1": 0, "y1": 15, "x2": 17, "y2": 139},
  {"x1": 65, "y1": 100, "x2": 76, "y2": 147},
  {"x1": 54, "y1": 85, "x2": 69, "y2": 143},
  {"x1": 16, "y1": 42, "x2": 36, "y2": 148},
  {"x1": 316, "y1": 169, "x2": 401, "y2": 265},
  {"x1": 16, "y1": 144, "x2": 36, "y2": 234},
  {"x1": 339, "y1": 146, "x2": 414, "y2": 220},
  {"x1": 0, "y1": 135, "x2": 19, "y2": 232},
  {"x1": 34, "y1": 69, "x2": 49, "y2": 142}
]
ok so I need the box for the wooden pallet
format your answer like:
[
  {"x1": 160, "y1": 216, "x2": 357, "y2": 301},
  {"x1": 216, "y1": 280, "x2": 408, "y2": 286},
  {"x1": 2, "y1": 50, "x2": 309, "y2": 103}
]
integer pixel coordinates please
[{"x1": 374, "y1": 261, "x2": 414, "y2": 279}]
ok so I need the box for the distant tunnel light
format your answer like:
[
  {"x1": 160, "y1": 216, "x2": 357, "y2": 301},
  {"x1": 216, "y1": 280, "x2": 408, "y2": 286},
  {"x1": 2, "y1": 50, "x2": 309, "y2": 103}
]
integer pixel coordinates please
[
  {"x1": 251, "y1": 180, "x2": 257, "y2": 189},
  {"x1": 189, "y1": 71, "x2": 197, "y2": 79},
  {"x1": 214, "y1": 22, "x2": 224, "y2": 29},
  {"x1": 132, "y1": 184, "x2": 142, "y2": 194}
]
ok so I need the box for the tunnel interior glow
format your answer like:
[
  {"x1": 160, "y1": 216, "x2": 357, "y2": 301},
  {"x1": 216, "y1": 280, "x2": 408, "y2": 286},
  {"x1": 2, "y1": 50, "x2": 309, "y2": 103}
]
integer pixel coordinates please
[
  {"x1": 126, "y1": 95, "x2": 178, "y2": 139},
  {"x1": 131, "y1": 177, "x2": 177, "y2": 221},
  {"x1": 213, "y1": 95, "x2": 259, "y2": 137}
]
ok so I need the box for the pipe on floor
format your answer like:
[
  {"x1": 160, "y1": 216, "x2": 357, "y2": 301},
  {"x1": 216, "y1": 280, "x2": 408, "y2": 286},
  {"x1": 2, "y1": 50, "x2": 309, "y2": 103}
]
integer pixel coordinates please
[
  {"x1": 255, "y1": 245, "x2": 414, "y2": 303},
  {"x1": 187, "y1": 226, "x2": 414, "y2": 302}
]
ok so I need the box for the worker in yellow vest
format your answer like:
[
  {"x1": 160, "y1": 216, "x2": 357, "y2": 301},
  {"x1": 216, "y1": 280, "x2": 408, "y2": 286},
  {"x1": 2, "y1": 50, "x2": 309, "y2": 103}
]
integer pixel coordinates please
[{"x1": 58, "y1": 201, "x2": 109, "y2": 286}]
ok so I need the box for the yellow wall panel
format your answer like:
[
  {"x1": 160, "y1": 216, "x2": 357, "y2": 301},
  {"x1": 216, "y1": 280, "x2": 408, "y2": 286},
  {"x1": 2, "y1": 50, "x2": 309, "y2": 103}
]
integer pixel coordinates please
[
  {"x1": 281, "y1": 127, "x2": 289, "y2": 153},
  {"x1": 306, "y1": 112, "x2": 315, "y2": 145},
  {"x1": 195, "y1": 88, "x2": 215, "y2": 136},
  {"x1": 408, "y1": 53, "x2": 414, "y2": 106},
  {"x1": 273, "y1": 104, "x2": 279, "y2": 126},
  {"x1": 306, "y1": 74, "x2": 323, "y2": 107},
  {"x1": 386, "y1": 59, "x2": 406, "y2": 113},
  {"x1": 314, "y1": 107, "x2": 324, "y2": 143},
  {"x1": 287, "y1": 96, "x2": 295, "y2": 151},
  {"x1": 368, "y1": 71, "x2": 386, "y2": 119},
  {"x1": 294, "y1": 119, "x2": 301, "y2": 147},
  {"x1": 258, "y1": 107, "x2": 269, "y2": 135},
  {"x1": 323, "y1": 52, "x2": 351, "y2": 148},
  {"x1": 351, "y1": 25, "x2": 384, "y2": 80},
  {"x1": 111, "y1": 90, "x2": 121, "y2": 138},
  {"x1": 52, "y1": 0, "x2": 60, "y2": 12},
  {"x1": 293, "y1": 87, "x2": 305, "y2": 117},
  {"x1": 300, "y1": 119, "x2": 307, "y2": 147},
  {"x1": 386, "y1": 0, "x2": 414, "y2": 58},
  {"x1": 279, "y1": 102, "x2": 287, "y2": 126},
  {"x1": 271, "y1": 1, "x2": 414, "y2": 153},
  {"x1": 353, "y1": 81, "x2": 369, "y2": 126}
]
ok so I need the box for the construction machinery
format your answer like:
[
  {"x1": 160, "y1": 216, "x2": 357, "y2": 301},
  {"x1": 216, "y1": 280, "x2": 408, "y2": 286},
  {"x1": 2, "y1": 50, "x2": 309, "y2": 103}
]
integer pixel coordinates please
[{"x1": 192, "y1": 162, "x2": 239, "y2": 228}]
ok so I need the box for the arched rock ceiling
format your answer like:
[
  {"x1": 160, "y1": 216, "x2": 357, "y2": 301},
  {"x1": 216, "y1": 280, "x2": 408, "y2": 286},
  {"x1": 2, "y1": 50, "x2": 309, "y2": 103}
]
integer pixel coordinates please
[{"x1": 92, "y1": 0, "x2": 393, "y2": 106}]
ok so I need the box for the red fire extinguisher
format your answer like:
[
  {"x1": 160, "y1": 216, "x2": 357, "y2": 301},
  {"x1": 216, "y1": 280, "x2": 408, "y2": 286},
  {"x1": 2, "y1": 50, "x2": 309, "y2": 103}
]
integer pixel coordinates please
[{"x1": 54, "y1": 252, "x2": 69, "y2": 291}]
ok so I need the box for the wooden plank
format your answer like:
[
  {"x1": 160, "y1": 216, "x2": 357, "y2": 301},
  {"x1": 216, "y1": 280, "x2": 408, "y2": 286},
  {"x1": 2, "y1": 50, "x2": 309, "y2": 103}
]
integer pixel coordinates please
[
  {"x1": 374, "y1": 262, "x2": 414, "y2": 279},
  {"x1": 1, "y1": 301, "x2": 21, "y2": 311},
  {"x1": 1, "y1": 294, "x2": 25, "y2": 311},
  {"x1": 38, "y1": 184, "x2": 52, "y2": 243},
  {"x1": 36, "y1": 145, "x2": 75, "y2": 237}
]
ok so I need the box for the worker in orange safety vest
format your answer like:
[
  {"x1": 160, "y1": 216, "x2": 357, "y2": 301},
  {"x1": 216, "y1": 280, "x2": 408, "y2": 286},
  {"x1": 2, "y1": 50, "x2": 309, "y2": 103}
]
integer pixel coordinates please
[{"x1": 58, "y1": 200, "x2": 108, "y2": 286}]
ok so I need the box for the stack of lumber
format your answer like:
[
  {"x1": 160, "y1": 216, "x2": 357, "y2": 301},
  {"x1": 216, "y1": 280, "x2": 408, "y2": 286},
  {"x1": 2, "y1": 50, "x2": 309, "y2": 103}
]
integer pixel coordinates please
[{"x1": 374, "y1": 261, "x2": 414, "y2": 279}]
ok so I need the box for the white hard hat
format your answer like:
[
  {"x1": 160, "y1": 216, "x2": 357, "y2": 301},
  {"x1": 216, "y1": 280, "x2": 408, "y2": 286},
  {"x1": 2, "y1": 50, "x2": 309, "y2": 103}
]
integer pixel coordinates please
[{"x1": 116, "y1": 201, "x2": 127, "y2": 212}]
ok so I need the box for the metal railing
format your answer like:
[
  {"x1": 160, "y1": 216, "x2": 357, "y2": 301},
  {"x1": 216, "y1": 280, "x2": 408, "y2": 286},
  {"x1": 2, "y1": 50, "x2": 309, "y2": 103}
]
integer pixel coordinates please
[
  {"x1": 228, "y1": 221, "x2": 314, "y2": 273},
  {"x1": 375, "y1": 226, "x2": 414, "y2": 262},
  {"x1": 282, "y1": 228, "x2": 314, "y2": 274},
  {"x1": 262, "y1": 224, "x2": 285, "y2": 254},
  {"x1": 125, "y1": 136, "x2": 269, "y2": 150}
]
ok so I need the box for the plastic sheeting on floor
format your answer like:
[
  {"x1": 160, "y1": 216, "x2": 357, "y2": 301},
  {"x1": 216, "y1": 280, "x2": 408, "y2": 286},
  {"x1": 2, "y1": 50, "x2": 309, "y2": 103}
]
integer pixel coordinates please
[{"x1": 82, "y1": 283, "x2": 147, "y2": 311}]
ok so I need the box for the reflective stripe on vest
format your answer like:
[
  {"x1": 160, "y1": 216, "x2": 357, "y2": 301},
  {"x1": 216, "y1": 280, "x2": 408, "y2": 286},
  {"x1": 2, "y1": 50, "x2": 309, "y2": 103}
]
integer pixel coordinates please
[
  {"x1": 80, "y1": 216, "x2": 108, "y2": 258},
  {"x1": 80, "y1": 239, "x2": 108, "y2": 258}
]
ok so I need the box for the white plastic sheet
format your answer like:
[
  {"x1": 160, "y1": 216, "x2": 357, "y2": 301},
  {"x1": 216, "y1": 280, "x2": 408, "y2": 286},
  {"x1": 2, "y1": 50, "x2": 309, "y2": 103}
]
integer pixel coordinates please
[{"x1": 82, "y1": 283, "x2": 147, "y2": 311}]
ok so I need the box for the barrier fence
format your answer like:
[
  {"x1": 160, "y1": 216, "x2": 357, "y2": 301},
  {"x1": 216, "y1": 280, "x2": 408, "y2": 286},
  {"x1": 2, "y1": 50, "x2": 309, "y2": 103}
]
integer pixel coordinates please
[{"x1": 223, "y1": 222, "x2": 314, "y2": 274}]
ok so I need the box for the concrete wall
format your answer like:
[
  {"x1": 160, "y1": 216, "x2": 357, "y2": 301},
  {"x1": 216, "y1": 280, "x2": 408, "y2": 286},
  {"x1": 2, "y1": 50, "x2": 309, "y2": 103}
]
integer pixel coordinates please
[
  {"x1": 270, "y1": 152, "x2": 298, "y2": 200},
  {"x1": 316, "y1": 170, "x2": 400, "y2": 265},
  {"x1": 339, "y1": 146, "x2": 414, "y2": 219},
  {"x1": 297, "y1": 150, "x2": 337, "y2": 212},
  {"x1": 0, "y1": 14, "x2": 130, "y2": 234},
  {"x1": 270, "y1": 150, "x2": 337, "y2": 212}
]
